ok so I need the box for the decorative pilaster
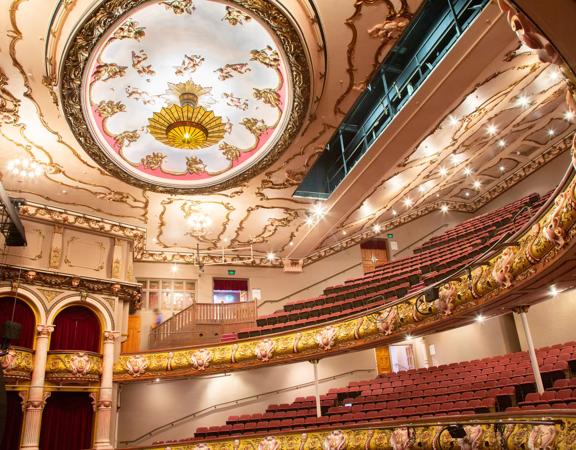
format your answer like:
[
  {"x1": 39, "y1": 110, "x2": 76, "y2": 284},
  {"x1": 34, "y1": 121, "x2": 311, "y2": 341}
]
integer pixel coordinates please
[
  {"x1": 49, "y1": 225, "x2": 63, "y2": 269},
  {"x1": 20, "y1": 325, "x2": 54, "y2": 450},
  {"x1": 111, "y1": 238, "x2": 123, "y2": 280},
  {"x1": 93, "y1": 331, "x2": 120, "y2": 450}
]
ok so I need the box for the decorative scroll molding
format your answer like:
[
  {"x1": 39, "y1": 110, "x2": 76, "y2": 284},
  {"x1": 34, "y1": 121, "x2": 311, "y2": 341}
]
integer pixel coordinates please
[
  {"x1": 0, "y1": 264, "x2": 142, "y2": 310},
  {"x1": 124, "y1": 416, "x2": 576, "y2": 450},
  {"x1": 60, "y1": 0, "x2": 311, "y2": 194},
  {"x1": 0, "y1": 347, "x2": 33, "y2": 381},
  {"x1": 46, "y1": 350, "x2": 103, "y2": 383}
]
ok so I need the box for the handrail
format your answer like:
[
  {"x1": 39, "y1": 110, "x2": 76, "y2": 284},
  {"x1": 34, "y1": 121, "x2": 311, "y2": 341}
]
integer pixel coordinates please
[
  {"x1": 392, "y1": 224, "x2": 449, "y2": 257},
  {"x1": 119, "y1": 368, "x2": 375, "y2": 445},
  {"x1": 149, "y1": 301, "x2": 257, "y2": 348},
  {"x1": 258, "y1": 262, "x2": 362, "y2": 309}
]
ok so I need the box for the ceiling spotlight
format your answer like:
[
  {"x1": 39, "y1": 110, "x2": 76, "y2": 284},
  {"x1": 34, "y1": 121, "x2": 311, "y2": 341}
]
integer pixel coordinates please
[
  {"x1": 497, "y1": 139, "x2": 506, "y2": 148},
  {"x1": 465, "y1": 192, "x2": 470, "y2": 197},
  {"x1": 154, "y1": 378, "x2": 161, "y2": 383},
  {"x1": 311, "y1": 203, "x2": 325, "y2": 218},
  {"x1": 450, "y1": 154, "x2": 463, "y2": 166},
  {"x1": 289, "y1": 241, "x2": 294, "y2": 246},
  {"x1": 448, "y1": 115, "x2": 459, "y2": 126},
  {"x1": 440, "y1": 204, "x2": 449, "y2": 213},
  {"x1": 403, "y1": 198, "x2": 413, "y2": 207},
  {"x1": 405, "y1": 334, "x2": 413, "y2": 340},
  {"x1": 547, "y1": 128, "x2": 555, "y2": 137},
  {"x1": 499, "y1": 165, "x2": 505, "y2": 172},
  {"x1": 548, "y1": 69, "x2": 560, "y2": 82},
  {"x1": 564, "y1": 110, "x2": 575, "y2": 122},
  {"x1": 473, "y1": 180, "x2": 482, "y2": 190},
  {"x1": 516, "y1": 95, "x2": 530, "y2": 108},
  {"x1": 392, "y1": 209, "x2": 398, "y2": 217},
  {"x1": 305, "y1": 216, "x2": 314, "y2": 225},
  {"x1": 439, "y1": 167, "x2": 448, "y2": 177},
  {"x1": 171, "y1": 265, "x2": 178, "y2": 273},
  {"x1": 475, "y1": 314, "x2": 485, "y2": 323},
  {"x1": 549, "y1": 285, "x2": 559, "y2": 297},
  {"x1": 486, "y1": 124, "x2": 497, "y2": 136},
  {"x1": 464, "y1": 167, "x2": 472, "y2": 176},
  {"x1": 418, "y1": 185, "x2": 427, "y2": 193},
  {"x1": 266, "y1": 252, "x2": 276, "y2": 261},
  {"x1": 6, "y1": 159, "x2": 43, "y2": 178},
  {"x1": 372, "y1": 224, "x2": 382, "y2": 233},
  {"x1": 342, "y1": 230, "x2": 347, "y2": 235}
]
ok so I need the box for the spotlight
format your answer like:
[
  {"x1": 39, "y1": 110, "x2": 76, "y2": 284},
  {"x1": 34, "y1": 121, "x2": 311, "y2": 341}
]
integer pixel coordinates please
[
  {"x1": 549, "y1": 285, "x2": 559, "y2": 297},
  {"x1": 405, "y1": 334, "x2": 413, "y2": 341},
  {"x1": 475, "y1": 314, "x2": 485, "y2": 323},
  {"x1": 564, "y1": 111, "x2": 575, "y2": 121},
  {"x1": 547, "y1": 128, "x2": 555, "y2": 137},
  {"x1": 439, "y1": 167, "x2": 448, "y2": 177},
  {"x1": 448, "y1": 115, "x2": 459, "y2": 126},
  {"x1": 403, "y1": 198, "x2": 413, "y2": 207},
  {"x1": 497, "y1": 139, "x2": 506, "y2": 148},
  {"x1": 486, "y1": 124, "x2": 497, "y2": 136},
  {"x1": 516, "y1": 95, "x2": 530, "y2": 108},
  {"x1": 440, "y1": 204, "x2": 449, "y2": 213},
  {"x1": 463, "y1": 167, "x2": 472, "y2": 176},
  {"x1": 391, "y1": 210, "x2": 398, "y2": 217},
  {"x1": 171, "y1": 265, "x2": 178, "y2": 273},
  {"x1": 311, "y1": 203, "x2": 325, "y2": 218},
  {"x1": 6, "y1": 159, "x2": 43, "y2": 178},
  {"x1": 372, "y1": 224, "x2": 382, "y2": 233},
  {"x1": 266, "y1": 252, "x2": 276, "y2": 262},
  {"x1": 342, "y1": 230, "x2": 347, "y2": 235},
  {"x1": 499, "y1": 165, "x2": 505, "y2": 172},
  {"x1": 473, "y1": 180, "x2": 481, "y2": 190}
]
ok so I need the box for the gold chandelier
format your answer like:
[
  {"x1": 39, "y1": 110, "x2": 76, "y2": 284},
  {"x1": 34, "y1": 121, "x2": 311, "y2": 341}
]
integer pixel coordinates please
[{"x1": 148, "y1": 81, "x2": 226, "y2": 150}]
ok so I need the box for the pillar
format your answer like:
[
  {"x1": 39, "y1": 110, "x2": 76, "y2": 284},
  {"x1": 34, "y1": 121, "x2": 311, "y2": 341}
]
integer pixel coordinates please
[
  {"x1": 93, "y1": 331, "x2": 120, "y2": 450},
  {"x1": 20, "y1": 324, "x2": 54, "y2": 450},
  {"x1": 514, "y1": 306, "x2": 545, "y2": 394},
  {"x1": 311, "y1": 360, "x2": 321, "y2": 418}
]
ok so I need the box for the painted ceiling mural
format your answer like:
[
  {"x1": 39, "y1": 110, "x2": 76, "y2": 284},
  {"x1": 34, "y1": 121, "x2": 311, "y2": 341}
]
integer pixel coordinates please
[
  {"x1": 84, "y1": 0, "x2": 290, "y2": 191},
  {"x1": 0, "y1": 0, "x2": 574, "y2": 267}
]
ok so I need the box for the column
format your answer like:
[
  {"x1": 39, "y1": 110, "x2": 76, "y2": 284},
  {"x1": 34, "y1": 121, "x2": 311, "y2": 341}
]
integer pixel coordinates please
[
  {"x1": 20, "y1": 324, "x2": 54, "y2": 450},
  {"x1": 93, "y1": 331, "x2": 120, "y2": 450},
  {"x1": 310, "y1": 360, "x2": 321, "y2": 418},
  {"x1": 514, "y1": 306, "x2": 544, "y2": 394}
]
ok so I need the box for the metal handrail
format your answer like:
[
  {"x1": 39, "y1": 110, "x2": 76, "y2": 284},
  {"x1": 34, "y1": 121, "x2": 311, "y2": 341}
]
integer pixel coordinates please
[{"x1": 119, "y1": 368, "x2": 375, "y2": 445}]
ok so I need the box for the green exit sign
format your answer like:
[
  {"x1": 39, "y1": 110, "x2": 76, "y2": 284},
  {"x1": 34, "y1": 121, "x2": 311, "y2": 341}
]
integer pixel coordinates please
[
  {"x1": 227, "y1": 269, "x2": 236, "y2": 276},
  {"x1": 387, "y1": 233, "x2": 394, "y2": 239}
]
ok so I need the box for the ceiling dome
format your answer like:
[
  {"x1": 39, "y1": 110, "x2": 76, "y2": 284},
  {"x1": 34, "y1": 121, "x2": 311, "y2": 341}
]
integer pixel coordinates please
[{"x1": 62, "y1": 0, "x2": 309, "y2": 193}]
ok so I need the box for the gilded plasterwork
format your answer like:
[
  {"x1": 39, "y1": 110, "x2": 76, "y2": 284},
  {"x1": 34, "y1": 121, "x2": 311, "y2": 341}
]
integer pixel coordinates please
[{"x1": 61, "y1": 0, "x2": 310, "y2": 194}]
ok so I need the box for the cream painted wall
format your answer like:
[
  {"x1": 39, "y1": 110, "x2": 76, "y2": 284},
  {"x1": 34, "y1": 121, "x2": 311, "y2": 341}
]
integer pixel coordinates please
[
  {"x1": 115, "y1": 349, "x2": 377, "y2": 447},
  {"x1": 134, "y1": 244, "x2": 364, "y2": 316},
  {"x1": 423, "y1": 314, "x2": 521, "y2": 366},
  {"x1": 513, "y1": 288, "x2": 576, "y2": 350}
]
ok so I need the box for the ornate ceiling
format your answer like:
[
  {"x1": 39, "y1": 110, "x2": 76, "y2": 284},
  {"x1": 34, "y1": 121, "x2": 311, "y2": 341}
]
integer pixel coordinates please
[{"x1": 0, "y1": 0, "x2": 574, "y2": 268}]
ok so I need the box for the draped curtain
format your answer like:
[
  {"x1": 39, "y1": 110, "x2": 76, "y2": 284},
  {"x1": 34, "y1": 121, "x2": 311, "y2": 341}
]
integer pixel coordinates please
[
  {"x1": 213, "y1": 278, "x2": 248, "y2": 291},
  {"x1": 0, "y1": 390, "x2": 24, "y2": 450},
  {"x1": 50, "y1": 306, "x2": 101, "y2": 353},
  {"x1": 0, "y1": 297, "x2": 36, "y2": 349},
  {"x1": 39, "y1": 392, "x2": 94, "y2": 450}
]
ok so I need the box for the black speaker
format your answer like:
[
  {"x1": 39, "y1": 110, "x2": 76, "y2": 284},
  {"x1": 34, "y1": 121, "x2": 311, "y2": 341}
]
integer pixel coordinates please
[
  {"x1": 2, "y1": 321, "x2": 21, "y2": 341},
  {"x1": 424, "y1": 286, "x2": 439, "y2": 302}
]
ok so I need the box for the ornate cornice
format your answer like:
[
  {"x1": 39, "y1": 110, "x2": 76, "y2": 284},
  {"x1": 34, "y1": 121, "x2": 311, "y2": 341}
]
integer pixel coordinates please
[
  {"x1": 60, "y1": 0, "x2": 311, "y2": 194},
  {"x1": 0, "y1": 264, "x2": 142, "y2": 310},
  {"x1": 123, "y1": 415, "x2": 576, "y2": 449}
]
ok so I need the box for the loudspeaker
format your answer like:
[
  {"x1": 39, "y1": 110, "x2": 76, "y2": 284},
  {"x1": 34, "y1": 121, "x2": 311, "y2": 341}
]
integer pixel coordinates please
[
  {"x1": 424, "y1": 286, "x2": 439, "y2": 302},
  {"x1": 2, "y1": 321, "x2": 21, "y2": 341}
]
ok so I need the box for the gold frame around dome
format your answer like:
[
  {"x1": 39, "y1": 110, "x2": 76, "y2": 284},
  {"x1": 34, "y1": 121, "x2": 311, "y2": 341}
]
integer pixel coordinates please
[{"x1": 60, "y1": 0, "x2": 310, "y2": 194}]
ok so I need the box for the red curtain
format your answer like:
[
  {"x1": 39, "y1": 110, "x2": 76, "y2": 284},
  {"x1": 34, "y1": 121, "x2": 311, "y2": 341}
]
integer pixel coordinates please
[
  {"x1": 50, "y1": 306, "x2": 101, "y2": 353},
  {"x1": 213, "y1": 278, "x2": 248, "y2": 291},
  {"x1": 0, "y1": 297, "x2": 35, "y2": 349},
  {"x1": 39, "y1": 392, "x2": 94, "y2": 450},
  {"x1": 0, "y1": 390, "x2": 23, "y2": 450}
]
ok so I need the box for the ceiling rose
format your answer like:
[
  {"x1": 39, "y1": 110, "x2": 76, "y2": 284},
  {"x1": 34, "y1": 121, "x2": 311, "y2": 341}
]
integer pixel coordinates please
[{"x1": 61, "y1": 0, "x2": 310, "y2": 193}]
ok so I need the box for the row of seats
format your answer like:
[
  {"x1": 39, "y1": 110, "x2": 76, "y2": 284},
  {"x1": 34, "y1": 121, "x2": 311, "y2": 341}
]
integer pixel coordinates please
[
  {"x1": 237, "y1": 193, "x2": 546, "y2": 339},
  {"x1": 189, "y1": 341, "x2": 575, "y2": 441}
]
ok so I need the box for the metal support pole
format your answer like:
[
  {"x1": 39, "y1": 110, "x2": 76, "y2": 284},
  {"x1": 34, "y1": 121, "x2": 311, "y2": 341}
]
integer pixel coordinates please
[
  {"x1": 311, "y1": 360, "x2": 321, "y2": 418},
  {"x1": 515, "y1": 307, "x2": 544, "y2": 394}
]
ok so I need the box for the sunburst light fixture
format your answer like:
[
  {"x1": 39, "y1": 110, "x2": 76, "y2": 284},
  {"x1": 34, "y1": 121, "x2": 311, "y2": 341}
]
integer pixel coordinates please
[{"x1": 148, "y1": 81, "x2": 226, "y2": 150}]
